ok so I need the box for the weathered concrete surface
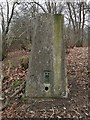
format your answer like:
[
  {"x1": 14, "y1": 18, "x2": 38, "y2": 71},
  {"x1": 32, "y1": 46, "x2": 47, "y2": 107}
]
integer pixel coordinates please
[{"x1": 26, "y1": 14, "x2": 68, "y2": 98}]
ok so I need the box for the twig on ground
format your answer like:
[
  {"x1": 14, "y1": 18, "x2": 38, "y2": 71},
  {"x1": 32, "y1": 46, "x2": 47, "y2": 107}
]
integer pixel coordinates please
[
  {"x1": 7, "y1": 60, "x2": 11, "y2": 76},
  {"x1": 1, "y1": 81, "x2": 26, "y2": 111},
  {"x1": 50, "y1": 107, "x2": 55, "y2": 118}
]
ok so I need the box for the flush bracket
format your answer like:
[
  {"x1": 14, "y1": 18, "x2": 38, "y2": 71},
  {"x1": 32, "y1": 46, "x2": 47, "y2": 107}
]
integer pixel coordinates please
[{"x1": 44, "y1": 70, "x2": 50, "y2": 83}]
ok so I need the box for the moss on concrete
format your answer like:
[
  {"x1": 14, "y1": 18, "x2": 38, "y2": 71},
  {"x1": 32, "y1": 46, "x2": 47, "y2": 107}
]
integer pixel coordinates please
[{"x1": 53, "y1": 14, "x2": 64, "y2": 96}]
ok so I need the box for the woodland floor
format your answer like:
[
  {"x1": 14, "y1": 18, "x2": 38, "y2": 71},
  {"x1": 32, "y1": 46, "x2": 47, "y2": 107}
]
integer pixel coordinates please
[{"x1": 2, "y1": 47, "x2": 90, "y2": 119}]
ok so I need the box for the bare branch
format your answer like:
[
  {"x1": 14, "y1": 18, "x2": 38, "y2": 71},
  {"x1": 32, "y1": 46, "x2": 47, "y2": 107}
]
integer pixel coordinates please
[
  {"x1": 5, "y1": 2, "x2": 20, "y2": 35},
  {"x1": 27, "y1": 1, "x2": 47, "y2": 13},
  {"x1": 82, "y1": 3, "x2": 85, "y2": 30},
  {"x1": 6, "y1": 0, "x2": 9, "y2": 24},
  {"x1": 67, "y1": 2, "x2": 75, "y2": 31},
  {"x1": 79, "y1": 2, "x2": 82, "y2": 29},
  {"x1": 71, "y1": 3, "x2": 77, "y2": 28},
  {"x1": 0, "y1": 4, "x2": 5, "y2": 33}
]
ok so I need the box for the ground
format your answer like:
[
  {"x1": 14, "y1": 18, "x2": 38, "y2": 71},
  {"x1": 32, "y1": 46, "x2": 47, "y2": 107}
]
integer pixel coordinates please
[{"x1": 2, "y1": 47, "x2": 89, "y2": 119}]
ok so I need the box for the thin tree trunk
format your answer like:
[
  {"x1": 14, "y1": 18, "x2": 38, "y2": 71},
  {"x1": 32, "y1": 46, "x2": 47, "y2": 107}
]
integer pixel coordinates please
[{"x1": 2, "y1": 33, "x2": 7, "y2": 60}]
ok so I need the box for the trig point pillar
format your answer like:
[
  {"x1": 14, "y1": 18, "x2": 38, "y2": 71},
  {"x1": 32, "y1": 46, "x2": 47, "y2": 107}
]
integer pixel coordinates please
[{"x1": 26, "y1": 14, "x2": 68, "y2": 98}]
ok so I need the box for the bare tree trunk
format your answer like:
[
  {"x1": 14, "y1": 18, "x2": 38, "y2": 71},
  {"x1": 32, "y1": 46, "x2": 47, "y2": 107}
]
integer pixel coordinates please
[
  {"x1": 2, "y1": 33, "x2": 7, "y2": 60},
  {"x1": 0, "y1": 1, "x2": 20, "y2": 60}
]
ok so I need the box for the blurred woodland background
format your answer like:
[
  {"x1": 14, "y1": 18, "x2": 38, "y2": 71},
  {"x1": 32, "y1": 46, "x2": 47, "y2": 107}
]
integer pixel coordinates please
[
  {"x1": 0, "y1": 0, "x2": 90, "y2": 60},
  {"x1": 0, "y1": 0, "x2": 90, "y2": 119}
]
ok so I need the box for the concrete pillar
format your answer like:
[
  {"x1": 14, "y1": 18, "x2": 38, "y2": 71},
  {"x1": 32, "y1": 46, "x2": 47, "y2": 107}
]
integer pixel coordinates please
[{"x1": 26, "y1": 14, "x2": 68, "y2": 98}]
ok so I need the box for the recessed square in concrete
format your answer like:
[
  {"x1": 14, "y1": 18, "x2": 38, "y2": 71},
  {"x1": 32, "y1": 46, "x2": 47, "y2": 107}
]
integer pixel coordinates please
[{"x1": 26, "y1": 14, "x2": 68, "y2": 98}]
